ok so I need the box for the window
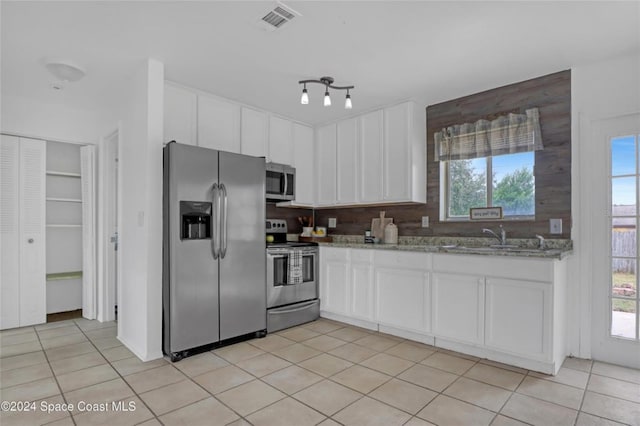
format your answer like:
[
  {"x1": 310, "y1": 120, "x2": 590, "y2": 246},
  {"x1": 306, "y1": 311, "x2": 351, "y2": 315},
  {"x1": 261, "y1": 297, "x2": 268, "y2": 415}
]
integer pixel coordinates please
[
  {"x1": 444, "y1": 152, "x2": 535, "y2": 220},
  {"x1": 610, "y1": 134, "x2": 639, "y2": 340}
]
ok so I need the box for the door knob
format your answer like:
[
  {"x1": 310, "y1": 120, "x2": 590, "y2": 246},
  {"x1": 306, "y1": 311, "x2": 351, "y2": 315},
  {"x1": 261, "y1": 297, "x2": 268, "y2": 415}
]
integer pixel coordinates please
[{"x1": 28, "y1": 238, "x2": 34, "y2": 243}]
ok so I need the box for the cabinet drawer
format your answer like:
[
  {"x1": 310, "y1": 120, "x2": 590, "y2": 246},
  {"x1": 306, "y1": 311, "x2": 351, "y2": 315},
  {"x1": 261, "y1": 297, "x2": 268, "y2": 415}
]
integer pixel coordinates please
[
  {"x1": 374, "y1": 250, "x2": 429, "y2": 269},
  {"x1": 351, "y1": 249, "x2": 373, "y2": 263},
  {"x1": 320, "y1": 247, "x2": 350, "y2": 262}
]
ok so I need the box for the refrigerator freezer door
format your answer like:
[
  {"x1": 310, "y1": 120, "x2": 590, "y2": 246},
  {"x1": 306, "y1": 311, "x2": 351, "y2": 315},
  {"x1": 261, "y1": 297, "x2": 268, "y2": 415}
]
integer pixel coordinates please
[
  {"x1": 218, "y1": 151, "x2": 266, "y2": 340},
  {"x1": 164, "y1": 143, "x2": 220, "y2": 355}
]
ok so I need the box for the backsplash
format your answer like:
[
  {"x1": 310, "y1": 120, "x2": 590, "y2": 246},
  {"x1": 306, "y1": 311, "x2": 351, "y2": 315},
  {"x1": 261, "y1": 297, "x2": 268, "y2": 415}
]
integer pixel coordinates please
[
  {"x1": 266, "y1": 203, "x2": 313, "y2": 234},
  {"x1": 315, "y1": 70, "x2": 571, "y2": 239}
]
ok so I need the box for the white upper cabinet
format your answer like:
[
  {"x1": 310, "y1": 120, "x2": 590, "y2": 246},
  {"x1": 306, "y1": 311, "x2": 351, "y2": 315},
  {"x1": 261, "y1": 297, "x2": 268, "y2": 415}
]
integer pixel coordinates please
[
  {"x1": 337, "y1": 117, "x2": 359, "y2": 203},
  {"x1": 240, "y1": 107, "x2": 268, "y2": 158},
  {"x1": 359, "y1": 109, "x2": 384, "y2": 202},
  {"x1": 292, "y1": 123, "x2": 314, "y2": 206},
  {"x1": 268, "y1": 116, "x2": 293, "y2": 165},
  {"x1": 315, "y1": 124, "x2": 337, "y2": 206},
  {"x1": 164, "y1": 83, "x2": 197, "y2": 146},
  {"x1": 383, "y1": 102, "x2": 425, "y2": 203},
  {"x1": 314, "y1": 101, "x2": 425, "y2": 207},
  {"x1": 197, "y1": 94, "x2": 241, "y2": 153}
]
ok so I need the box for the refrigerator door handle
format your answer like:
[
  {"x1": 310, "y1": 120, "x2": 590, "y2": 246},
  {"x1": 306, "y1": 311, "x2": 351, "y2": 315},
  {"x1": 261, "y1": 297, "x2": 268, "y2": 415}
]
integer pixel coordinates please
[
  {"x1": 211, "y1": 182, "x2": 220, "y2": 260},
  {"x1": 220, "y1": 183, "x2": 228, "y2": 259}
]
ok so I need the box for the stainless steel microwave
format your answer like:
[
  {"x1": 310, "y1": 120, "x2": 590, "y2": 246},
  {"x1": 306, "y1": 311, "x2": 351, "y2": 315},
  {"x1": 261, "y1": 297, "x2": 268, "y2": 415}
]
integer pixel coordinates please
[{"x1": 266, "y1": 163, "x2": 295, "y2": 202}]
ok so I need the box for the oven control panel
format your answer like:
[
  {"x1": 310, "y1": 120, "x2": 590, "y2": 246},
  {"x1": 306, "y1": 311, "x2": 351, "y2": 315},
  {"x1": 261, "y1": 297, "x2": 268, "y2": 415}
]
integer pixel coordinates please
[{"x1": 266, "y1": 219, "x2": 287, "y2": 234}]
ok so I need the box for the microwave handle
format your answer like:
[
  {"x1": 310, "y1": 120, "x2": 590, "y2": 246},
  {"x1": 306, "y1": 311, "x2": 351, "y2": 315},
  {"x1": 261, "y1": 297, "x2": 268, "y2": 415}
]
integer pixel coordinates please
[{"x1": 283, "y1": 172, "x2": 288, "y2": 197}]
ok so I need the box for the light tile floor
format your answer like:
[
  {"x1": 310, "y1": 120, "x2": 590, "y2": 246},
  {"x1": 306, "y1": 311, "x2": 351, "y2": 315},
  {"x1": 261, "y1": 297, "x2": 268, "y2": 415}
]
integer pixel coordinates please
[{"x1": 1, "y1": 317, "x2": 639, "y2": 426}]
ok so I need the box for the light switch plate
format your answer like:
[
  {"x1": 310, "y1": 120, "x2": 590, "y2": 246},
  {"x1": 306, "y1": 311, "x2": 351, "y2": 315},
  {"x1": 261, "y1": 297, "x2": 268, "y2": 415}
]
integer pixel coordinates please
[
  {"x1": 422, "y1": 216, "x2": 429, "y2": 228},
  {"x1": 328, "y1": 218, "x2": 337, "y2": 228},
  {"x1": 550, "y1": 218, "x2": 562, "y2": 234}
]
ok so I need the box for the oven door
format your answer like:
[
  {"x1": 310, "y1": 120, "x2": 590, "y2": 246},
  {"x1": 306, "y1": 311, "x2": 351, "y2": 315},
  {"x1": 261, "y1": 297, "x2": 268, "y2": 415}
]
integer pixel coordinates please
[{"x1": 267, "y1": 248, "x2": 317, "y2": 308}]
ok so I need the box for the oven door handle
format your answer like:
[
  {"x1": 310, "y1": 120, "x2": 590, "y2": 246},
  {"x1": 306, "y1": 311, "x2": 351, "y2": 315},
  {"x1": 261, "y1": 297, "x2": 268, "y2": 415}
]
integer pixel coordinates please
[{"x1": 269, "y1": 300, "x2": 318, "y2": 315}]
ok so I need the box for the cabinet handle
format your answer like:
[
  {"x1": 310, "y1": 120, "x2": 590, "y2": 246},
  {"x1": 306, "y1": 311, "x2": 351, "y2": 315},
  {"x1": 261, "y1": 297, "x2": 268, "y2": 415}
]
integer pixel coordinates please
[{"x1": 28, "y1": 238, "x2": 34, "y2": 244}]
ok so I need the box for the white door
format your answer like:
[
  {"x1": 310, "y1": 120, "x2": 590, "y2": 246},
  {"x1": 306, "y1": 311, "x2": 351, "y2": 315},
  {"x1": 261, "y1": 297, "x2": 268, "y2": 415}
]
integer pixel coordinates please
[
  {"x1": 1, "y1": 135, "x2": 21, "y2": 328},
  {"x1": 591, "y1": 113, "x2": 640, "y2": 368},
  {"x1": 101, "y1": 132, "x2": 119, "y2": 322}
]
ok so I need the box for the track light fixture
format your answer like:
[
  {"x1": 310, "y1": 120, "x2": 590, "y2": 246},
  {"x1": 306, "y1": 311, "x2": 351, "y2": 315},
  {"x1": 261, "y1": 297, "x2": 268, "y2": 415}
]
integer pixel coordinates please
[{"x1": 299, "y1": 76, "x2": 354, "y2": 109}]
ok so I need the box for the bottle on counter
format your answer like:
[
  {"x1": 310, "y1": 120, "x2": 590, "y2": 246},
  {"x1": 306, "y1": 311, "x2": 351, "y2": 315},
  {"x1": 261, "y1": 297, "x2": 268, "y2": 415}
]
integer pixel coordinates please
[
  {"x1": 384, "y1": 222, "x2": 398, "y2": 244},
  {"x1": 364, "y1": 230, "x2": 374, "y2": 244}
]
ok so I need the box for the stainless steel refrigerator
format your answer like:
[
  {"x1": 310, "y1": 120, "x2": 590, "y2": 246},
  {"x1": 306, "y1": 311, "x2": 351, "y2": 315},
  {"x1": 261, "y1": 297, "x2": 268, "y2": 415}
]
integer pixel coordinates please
[{"x1": 163, "y1": 142, "x2": 266, "y2": 361}]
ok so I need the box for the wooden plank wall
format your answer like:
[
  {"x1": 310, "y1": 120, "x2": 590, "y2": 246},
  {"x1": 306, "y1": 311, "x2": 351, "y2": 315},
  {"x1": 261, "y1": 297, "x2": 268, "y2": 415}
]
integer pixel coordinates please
[{"x1": 315, "y1": 70, "x2": 571, "y2": 238}]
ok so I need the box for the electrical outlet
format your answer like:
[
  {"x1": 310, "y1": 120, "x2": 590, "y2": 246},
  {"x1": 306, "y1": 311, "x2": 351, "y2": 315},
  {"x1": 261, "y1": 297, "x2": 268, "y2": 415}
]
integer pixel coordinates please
[
  {"x1": 421, "y1": 216, "x2": 429, "y2": 228},
  {"x1": 550, "y1": 218, "x2": 562, "y2": 234},
  {"x1": 328, "y1": 218, "x2": 337, "y2": 228}
]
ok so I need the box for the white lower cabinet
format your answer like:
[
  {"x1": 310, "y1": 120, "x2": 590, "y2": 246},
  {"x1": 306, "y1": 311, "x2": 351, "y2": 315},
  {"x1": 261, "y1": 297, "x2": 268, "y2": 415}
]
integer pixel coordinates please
[
  {"x1": 320, "y1": 248, "x2": 350, "y2": 316},
  {"x1": 484, "y1": 278, "x2": 551, "y2": 358},
  {"x1": 319, "y1": 247, "x2": 568, "y2": 374},
  {"x1": 431, "y1": 272, "x2": 484, "y2": 345},
  {"x1": 350, "y1": 251, "x2": 375, "y2": 322},
  {"x1": 376, "y1": 268, "x2": 429, "y2": 333}
]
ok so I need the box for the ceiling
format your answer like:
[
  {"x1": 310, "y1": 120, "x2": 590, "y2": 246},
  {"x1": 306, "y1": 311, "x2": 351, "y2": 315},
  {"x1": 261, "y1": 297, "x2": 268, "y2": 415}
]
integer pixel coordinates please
[{"x1": 2, "y1": 1, "x2": 639, "y2": 125}]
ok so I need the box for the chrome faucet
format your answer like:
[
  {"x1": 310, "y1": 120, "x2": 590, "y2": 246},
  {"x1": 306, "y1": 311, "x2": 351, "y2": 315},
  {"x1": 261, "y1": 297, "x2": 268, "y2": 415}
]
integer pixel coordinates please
[
  {"x1": 535, "y1": 234, "x2": 545, "y2": 249},
  {"x1": 482, "y1": 225, "x2": 506, "y2": 245}
]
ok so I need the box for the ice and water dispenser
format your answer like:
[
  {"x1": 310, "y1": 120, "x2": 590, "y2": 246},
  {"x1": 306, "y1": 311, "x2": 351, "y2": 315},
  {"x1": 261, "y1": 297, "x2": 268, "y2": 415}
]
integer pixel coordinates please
[{"x1": 180, "y1": 201, "x2": 212, "y2": 240}]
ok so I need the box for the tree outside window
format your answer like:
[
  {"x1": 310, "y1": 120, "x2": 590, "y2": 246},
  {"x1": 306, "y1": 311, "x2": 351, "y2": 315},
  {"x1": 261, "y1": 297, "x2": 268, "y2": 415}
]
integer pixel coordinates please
[{"x1": 446, "y1": 152, "x2": 535, "y2": 219}]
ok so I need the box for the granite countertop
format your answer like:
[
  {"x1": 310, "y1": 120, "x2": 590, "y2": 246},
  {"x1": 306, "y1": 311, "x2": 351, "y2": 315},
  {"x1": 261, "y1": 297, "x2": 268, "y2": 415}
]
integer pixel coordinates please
[{"x1": 313, "y1": 235, "x2": 573, "y2": 260}]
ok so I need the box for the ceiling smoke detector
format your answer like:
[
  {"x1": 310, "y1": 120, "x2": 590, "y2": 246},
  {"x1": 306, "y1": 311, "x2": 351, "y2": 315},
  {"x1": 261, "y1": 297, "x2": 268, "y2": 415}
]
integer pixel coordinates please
[
  {"x1": 44, "y1": 59, "x2": 86, "y2": 83},
  {"x1": 257, "y1": 2, "x2": 301, "y2": 31}
]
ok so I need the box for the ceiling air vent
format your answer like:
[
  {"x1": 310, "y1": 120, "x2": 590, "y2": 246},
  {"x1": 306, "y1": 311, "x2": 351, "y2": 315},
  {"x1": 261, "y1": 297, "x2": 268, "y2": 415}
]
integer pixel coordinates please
[{"x1": 257, "y1": 2, "x2": 301, "y2": 31}]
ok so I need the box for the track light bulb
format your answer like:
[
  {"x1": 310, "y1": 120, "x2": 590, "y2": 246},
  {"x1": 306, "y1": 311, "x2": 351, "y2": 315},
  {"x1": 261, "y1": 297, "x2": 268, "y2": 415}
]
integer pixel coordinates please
[
  {"x1": 345, "y1": 93, "x2": 352, "y2": 109},
  {"x1": 324, "y1": 89, "x2": 331, "y2": 107},
  {"x1": 300, "y1": 87, "x2": 309, "y2": 105}
]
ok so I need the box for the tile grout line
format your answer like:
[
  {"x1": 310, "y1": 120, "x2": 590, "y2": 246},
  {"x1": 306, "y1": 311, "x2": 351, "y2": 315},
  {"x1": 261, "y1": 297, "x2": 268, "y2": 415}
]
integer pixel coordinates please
[
  {"x1": 33, "y1": 323, "x2": 78, "y2": 426},
  {"x1": 69, "y1": 319, "x2": 163, "y2": 425}
]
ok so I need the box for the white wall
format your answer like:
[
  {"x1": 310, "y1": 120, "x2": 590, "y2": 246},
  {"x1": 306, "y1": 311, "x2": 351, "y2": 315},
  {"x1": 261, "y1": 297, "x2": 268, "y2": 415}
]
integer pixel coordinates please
[
  {"x1": 570, "y1": 52, "x2": 640, "y2": 358},
  {"x1": 114, "y1": 58, "x2": 164, "y2": 361},
  {"x1": 1, "y1": 94, "x2": 103, "y2": 145}
]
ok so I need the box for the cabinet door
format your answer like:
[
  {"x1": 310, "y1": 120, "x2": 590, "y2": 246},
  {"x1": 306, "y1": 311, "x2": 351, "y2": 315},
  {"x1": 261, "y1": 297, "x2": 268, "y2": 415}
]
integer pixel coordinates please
[
  {"x1": 485, "y1": 278, "x2": 551, "y2": 359},
  {"x1": 337, "y1": 118, "x2": 359, "y2": 204},
  {"x1": 359, "y1": 110, "x2": 384, "y2": 202},
  {"x1": 197, "y1": 95, "x2": 241, "y2": 153},
  {"x1": 1, "y1": 135, "x2": 21, "y2": 329},
  {"x1": 315, "y1": 124, "x2": 337, "y2": 206},
  {"x1": 164, "y1": 83, "x2": 197, "y2": 146},
  {"x1": 432, "y1": 272, "x2": 484, "y2": 344},
  {"x1": 268, "y1": 116, "x2": 293, "y2": 165},
  {"x1": 351, "y1": 262, "x2": 374, "y2": 321},
  {"x1": 376, "y1": 267, "x2": 429, "y2": 333},
  {"x1": 321, "y1": 260, "x2": 350, "y2": 315},
  {"x1": 240, "y1": 107, "x2": 268, "y2": 158},
  {"x1": 292, "y1": 123, "x2": 314, "y2": 206},
  {"x1": 383, "y1": 103, "x2": 411, "y2": 201},
  {"x1": 19, "y1": 138, "x2": 47, "y2": 326}
]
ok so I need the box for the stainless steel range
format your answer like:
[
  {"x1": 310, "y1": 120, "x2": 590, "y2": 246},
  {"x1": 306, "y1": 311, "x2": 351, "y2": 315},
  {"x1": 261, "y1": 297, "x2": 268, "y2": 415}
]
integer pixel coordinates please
[{"x1": 266, "y1": 219, "x2": 319, "y2": 332}]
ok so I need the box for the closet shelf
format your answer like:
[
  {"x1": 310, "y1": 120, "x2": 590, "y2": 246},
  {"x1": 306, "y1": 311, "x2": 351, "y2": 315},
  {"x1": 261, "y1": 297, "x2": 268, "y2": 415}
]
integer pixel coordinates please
[
  {"x1": 47, "y1": 224, "x2": 82, "y2": 228},
  {"x1": 46, "y1": 197, "x2": 82, "y2": 203},
  {"x1": 46, "y1": 170, "x2": 81, "y2": 178},
  {"x1": 46, "y1": 271, "x2": 83, "y2": 281}
]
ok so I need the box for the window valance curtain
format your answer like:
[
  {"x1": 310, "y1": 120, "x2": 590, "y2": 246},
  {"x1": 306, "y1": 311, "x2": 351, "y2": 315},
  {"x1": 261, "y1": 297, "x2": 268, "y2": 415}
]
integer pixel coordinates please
[{"x1": 434, "y1": 108, "x2": 543, "y2": 161}]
